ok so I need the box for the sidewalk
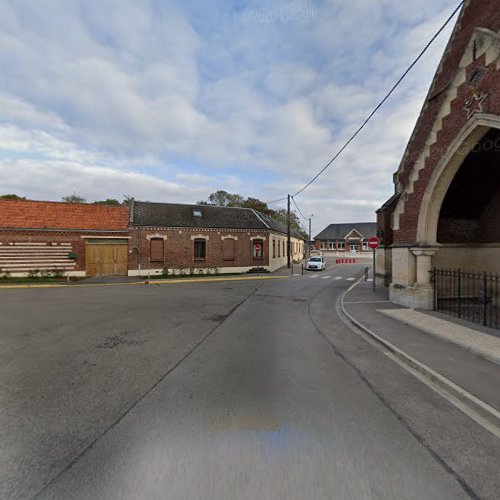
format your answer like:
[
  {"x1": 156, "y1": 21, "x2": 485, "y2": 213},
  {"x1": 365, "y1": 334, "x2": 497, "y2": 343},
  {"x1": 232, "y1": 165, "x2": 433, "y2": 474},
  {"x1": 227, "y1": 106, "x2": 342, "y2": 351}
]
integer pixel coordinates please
[{"x1": 341, "y1": 277, "x2": 500, "y2": 421}]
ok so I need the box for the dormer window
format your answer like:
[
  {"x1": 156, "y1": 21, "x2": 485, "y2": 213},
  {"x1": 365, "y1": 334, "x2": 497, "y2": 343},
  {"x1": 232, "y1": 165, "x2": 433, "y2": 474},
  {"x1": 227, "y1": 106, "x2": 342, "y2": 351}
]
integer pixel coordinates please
[{"x1": 193, "y1": 209, "x2": 202, "y2": 217}]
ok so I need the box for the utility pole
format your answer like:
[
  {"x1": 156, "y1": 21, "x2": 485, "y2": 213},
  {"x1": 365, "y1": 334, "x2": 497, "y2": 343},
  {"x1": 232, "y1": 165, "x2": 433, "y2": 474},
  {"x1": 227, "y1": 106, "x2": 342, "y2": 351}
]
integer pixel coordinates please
[
  {"x1": 287, "y1": 194, "x2": 291, "y2": 269},
  {"x1": 308, "y1": 215, "x2": 313, "y2": 257}
]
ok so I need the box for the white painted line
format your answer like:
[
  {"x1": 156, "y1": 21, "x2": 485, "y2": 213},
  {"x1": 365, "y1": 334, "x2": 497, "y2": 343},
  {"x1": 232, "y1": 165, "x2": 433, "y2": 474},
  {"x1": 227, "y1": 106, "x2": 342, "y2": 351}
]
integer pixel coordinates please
[
  {"x1": 321, "y1": 276, "x2": 332, "y2": 279},
  {"x1": 346, "y1": 277, "x2": 356, "y2": 281},
  {"x1": 334, "y1": 277, "x2": 342, "y2": 280},
  {"x1": 367, "y1": 279, "x2": 373, "y2": 282},
  {"x1": 309, "y1": 275, "x2": 319, "y2": 279},
  {"x1": 293, "y1": 274, "x2": 301, "y2": 276}
]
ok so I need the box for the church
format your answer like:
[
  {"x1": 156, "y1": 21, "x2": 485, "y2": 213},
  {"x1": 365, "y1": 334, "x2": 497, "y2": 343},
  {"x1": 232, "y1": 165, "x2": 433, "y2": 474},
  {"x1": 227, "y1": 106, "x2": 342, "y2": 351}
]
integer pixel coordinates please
[{"x1": 377, "y1": 0, "x2": 500, "y2": 312}]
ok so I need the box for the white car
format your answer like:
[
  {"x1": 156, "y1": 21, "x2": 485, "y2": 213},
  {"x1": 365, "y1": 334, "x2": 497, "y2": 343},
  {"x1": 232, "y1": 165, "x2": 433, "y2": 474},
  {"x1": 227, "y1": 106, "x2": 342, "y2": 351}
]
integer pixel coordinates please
[{"x1": 306, "y1": 256, "x2": 326, "y2": 271}]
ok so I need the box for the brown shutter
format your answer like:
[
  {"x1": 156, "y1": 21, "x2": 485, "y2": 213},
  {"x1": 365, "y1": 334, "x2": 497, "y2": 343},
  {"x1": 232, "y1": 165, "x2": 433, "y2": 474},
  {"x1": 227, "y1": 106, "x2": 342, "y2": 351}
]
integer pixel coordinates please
[
  {"x1": 150, "y1": 238, "x2": 164, "y2": 262},
  {"x1": 222, "y1": 238, "x2": 235, "y2": 261}
]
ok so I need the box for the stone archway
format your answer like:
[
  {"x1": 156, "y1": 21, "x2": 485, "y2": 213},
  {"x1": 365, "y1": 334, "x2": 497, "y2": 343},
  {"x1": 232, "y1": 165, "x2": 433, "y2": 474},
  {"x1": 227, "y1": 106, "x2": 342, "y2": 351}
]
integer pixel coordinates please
[{"x1": 417, "y1": 114, "x2": 500, "y2": 246}]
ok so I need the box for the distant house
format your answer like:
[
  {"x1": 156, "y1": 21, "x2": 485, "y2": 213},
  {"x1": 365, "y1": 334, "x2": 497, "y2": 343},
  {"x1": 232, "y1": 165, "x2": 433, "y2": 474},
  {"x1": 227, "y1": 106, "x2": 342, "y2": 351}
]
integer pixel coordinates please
[
  {"x1": 314, "y1": 223, "x2": 377, "y2": 253},
  {"x1": 0, "y1": 199, "x2": 129, "y2": 277},
  {"x1": 129, "y1": 201, "x2": 305, "y2": 275}
]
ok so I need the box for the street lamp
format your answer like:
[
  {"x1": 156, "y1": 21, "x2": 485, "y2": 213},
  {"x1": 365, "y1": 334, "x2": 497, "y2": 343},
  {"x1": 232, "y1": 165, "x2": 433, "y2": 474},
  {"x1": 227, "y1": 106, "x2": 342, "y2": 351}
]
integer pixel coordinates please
[{"x1": 308, "y1": 214, "x2": 314, "y2": 257}]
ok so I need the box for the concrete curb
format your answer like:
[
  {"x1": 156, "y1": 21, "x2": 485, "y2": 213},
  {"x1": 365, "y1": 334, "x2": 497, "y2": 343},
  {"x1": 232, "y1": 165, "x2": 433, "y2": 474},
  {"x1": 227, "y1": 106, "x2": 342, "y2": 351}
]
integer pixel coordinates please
[{"x1": 338, "y1": 277, "x2": 500, "y2": 436}]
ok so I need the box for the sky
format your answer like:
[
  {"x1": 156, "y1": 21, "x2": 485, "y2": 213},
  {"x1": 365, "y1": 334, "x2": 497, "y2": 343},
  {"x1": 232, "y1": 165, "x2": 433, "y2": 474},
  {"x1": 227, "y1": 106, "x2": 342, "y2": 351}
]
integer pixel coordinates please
[{"x1": 0, "y1": 0, "x2": 460, "y2": 236}]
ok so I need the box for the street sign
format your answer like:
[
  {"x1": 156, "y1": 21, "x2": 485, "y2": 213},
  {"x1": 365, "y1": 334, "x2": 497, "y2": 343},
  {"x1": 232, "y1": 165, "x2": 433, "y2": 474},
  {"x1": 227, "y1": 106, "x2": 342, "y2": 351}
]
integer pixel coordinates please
[{"x1": 368, "y1": 236, "x2": 380, "y2": 250}]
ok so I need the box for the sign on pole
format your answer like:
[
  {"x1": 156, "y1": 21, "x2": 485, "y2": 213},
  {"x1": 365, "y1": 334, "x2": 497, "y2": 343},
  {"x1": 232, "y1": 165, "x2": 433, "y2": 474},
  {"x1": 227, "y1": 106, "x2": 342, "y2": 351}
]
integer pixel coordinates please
[{"x1": 368, "y1": 237, "x2": 380, "y2": 291}]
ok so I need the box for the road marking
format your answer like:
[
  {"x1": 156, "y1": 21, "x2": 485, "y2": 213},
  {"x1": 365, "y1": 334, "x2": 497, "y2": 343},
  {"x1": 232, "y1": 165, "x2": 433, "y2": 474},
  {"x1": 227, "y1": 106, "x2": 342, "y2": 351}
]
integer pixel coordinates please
[
  {"x1": 334, "y1": 277, "x2": 342, "y2": 280},
  {"x1": 309, "y1": 275, "x2": 319, "y2": 279},
  {"x1": 321, "y1": 276, "x2": 331, "y2": 279},
  {"x1": 293, "y1": 274, "x2": 301, "y2": 276},
  {"x1": 346, "y1": 277, "x2": 356, "y2": 281},
  {"x1": 367, "y1": 278, "x2": 373, "y2": 282}
]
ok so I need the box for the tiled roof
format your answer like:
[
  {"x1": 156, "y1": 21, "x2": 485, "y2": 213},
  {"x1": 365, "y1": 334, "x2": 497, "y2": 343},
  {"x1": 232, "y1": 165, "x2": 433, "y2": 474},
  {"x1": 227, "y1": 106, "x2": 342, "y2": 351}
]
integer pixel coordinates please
[
  {"x1": 133, "y1": 201, "x2": 304, "y2": 238},
  {"x1": 314, "y1": 222, "x2": 377, "y2": 240},
  {"x1": 0, "y1": 200, "x2": 129, "y2": 230}
]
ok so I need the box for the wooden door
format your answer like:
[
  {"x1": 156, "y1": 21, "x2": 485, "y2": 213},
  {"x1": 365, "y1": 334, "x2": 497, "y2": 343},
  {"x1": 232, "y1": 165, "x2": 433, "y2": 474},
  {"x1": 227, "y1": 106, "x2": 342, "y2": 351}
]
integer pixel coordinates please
[{"x1": 86, "y1": 244, "x2": 128, "y2": 276}]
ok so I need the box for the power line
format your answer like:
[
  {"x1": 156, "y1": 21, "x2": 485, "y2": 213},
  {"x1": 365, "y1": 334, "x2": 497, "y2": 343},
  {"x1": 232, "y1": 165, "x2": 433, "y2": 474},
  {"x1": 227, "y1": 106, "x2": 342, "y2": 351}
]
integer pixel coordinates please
[
  {"x1": 291, "y1": 195, "x2": 307, "y2": 221},
  {"x1": 291, "y1": 1, "x2": 464, "y2": 198},
  {"x1": 266, "y1": 196, "x2": 288, "y2": 205}
]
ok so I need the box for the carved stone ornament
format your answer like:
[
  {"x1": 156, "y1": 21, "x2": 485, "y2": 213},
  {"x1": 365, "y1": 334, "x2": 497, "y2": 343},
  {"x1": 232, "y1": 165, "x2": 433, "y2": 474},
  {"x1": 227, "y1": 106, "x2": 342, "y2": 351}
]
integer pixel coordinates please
[{"x1": 464, "y1": 91, "x2": 488, "y2": 119}]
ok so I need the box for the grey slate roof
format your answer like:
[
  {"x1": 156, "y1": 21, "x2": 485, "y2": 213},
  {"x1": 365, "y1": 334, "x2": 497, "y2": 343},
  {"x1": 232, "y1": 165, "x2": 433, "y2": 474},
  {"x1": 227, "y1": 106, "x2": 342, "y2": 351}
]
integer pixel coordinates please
[
  {"x1": 314, "y1": 222, "x2": 377, "y2": 241},
  {"x1": 132, "y1": 201, "x2": 304, "y2": 238}
]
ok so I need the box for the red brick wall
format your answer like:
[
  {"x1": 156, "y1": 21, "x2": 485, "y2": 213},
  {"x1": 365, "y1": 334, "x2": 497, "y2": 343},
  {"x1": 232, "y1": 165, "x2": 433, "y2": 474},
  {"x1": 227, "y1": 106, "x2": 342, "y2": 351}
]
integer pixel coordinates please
[
  {"x1": 479, "y1": 184, "x2": 500, "y2": 242},
  {"x1": 389, "y1": 1, "x2": 500, "y2": 245},
  {"x1": 130, "y1": 227, "x2": 271, "y2": 272},
  {"x1": 396, "y1": 0, "x2": 500, "y2": 189},
  {"x1": 0, "y1": 230, "x2": 130, "y2": 273}
]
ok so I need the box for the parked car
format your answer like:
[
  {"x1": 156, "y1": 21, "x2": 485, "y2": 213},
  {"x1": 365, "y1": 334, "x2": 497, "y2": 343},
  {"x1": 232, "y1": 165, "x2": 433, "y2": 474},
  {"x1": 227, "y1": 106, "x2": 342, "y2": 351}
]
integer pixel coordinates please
[{"x1": 306, "y1": 256, "x2": 326, "y2": 271}]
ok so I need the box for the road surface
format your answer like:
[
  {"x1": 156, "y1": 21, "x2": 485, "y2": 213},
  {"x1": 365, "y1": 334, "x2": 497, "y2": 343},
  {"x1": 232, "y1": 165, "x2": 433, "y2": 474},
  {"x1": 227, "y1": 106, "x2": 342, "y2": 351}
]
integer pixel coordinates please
[{"x1": 0, "y1": 263, "x2": 480, "y2": 498}]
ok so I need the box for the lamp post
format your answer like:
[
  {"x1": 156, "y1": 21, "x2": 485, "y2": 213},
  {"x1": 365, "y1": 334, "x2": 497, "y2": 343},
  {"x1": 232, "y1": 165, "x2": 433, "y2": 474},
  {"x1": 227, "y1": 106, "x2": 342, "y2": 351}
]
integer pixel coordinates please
[{"x1": 308, "y1": 214, "x2": 314, "y2": 257}]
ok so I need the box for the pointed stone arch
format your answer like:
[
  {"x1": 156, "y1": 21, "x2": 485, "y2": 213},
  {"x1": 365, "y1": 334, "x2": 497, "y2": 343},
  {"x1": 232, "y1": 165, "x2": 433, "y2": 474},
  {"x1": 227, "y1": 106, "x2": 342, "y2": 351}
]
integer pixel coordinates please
[{"x1": 416, "y1": 114, "x2": 500, "y2": 245}]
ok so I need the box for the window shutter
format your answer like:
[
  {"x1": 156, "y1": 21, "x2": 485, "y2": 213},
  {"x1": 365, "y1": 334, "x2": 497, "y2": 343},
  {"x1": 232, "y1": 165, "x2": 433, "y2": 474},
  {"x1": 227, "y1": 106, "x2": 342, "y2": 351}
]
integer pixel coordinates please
[
  {"x1": 222, "y1": 238, "x2": 235, "y2": 260},
  {"x1": 150, "y1": 238, "x2": 164, "y2": 262}
]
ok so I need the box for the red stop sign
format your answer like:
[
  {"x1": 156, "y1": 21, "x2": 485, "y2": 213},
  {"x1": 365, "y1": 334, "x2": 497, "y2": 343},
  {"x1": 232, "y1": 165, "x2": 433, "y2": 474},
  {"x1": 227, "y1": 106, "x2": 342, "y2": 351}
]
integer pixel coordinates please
[{"x1": 368, "y1": 237, "x2": 380, "y2": 249}]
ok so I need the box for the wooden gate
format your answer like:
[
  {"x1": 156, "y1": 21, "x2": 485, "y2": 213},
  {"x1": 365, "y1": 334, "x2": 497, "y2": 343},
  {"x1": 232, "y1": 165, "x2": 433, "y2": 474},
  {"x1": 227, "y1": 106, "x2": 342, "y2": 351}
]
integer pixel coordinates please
[{"x1": 86, "y1": 240, "x2": 128, "y2": 277}]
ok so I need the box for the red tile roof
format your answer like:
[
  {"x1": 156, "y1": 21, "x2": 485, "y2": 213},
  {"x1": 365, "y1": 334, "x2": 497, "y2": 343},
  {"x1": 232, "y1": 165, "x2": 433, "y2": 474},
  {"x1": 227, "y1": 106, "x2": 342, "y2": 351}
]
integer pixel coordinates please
[{"x1": 0, "y1": 200, "x2": 129, "y2": 230}]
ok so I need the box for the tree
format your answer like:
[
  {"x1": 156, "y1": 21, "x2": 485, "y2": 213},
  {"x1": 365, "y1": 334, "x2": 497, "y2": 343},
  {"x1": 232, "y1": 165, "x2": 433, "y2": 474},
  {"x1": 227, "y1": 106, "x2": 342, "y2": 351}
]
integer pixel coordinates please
[
  {"x1": 273, "y1": 208, "x2": 306, "y2": 236},
  {"x1": 94, "y1": 198, "x2": 121, "y2": 205},
  {"x1": 197, "y1": 190, "x2": 245, "y2": 207},
  {"x1": 0, "y1": 194, "x2": 27, "y2": 200},
  {"x1": 62, "y1": 194, "x2": 86, "y2": 204},
  {"x1": 242, "y1": 197, "x2": 272, "y2": 215}
]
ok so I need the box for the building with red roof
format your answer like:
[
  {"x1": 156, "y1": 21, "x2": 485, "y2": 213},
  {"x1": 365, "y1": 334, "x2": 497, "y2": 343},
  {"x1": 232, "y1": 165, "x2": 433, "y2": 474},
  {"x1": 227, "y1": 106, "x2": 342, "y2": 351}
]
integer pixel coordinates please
[{"x1": 0, "y1": 199, "x2": 130, "y2": 277}]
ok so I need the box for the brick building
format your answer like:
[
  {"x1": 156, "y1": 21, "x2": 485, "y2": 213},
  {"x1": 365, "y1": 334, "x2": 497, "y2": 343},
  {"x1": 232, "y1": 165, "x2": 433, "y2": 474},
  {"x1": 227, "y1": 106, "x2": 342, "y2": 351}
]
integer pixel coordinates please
[
  {"x1": 314, "y1": 223, "x2": 376, "y2": 253},
  {"x1": 376, "y1": 0, "x2": 500, "y2": 308},
  {"x1": 129, "y1": 201, "x2": 305, "y2": 276},
  {"x1": 0, "y1": 199, "x2": 129, "y2": 277}
]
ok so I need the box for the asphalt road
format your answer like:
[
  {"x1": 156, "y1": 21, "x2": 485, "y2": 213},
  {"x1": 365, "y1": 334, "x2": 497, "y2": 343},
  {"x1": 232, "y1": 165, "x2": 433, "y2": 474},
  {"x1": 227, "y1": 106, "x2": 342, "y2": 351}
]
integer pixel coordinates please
[{"x1": 0, "y1": 261, "x2": 491, "y2": 499}]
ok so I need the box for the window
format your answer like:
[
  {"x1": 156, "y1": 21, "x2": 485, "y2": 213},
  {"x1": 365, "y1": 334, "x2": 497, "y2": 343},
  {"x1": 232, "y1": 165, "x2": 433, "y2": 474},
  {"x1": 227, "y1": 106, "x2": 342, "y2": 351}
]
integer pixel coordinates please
[
  {"x1": 194, "y1": 239, "x2": 206, "y2": 259},
  {"x1": 320, "y1": 242, "x2": 326, "y2": 250},
  {"x1": 362, "y1": 242, "x2": 369, "y2": 251},
  {"x1": 338, "y1": 242, "x2": 345, "y2": 250},
  {"x1": 222, "y1": 238, "x2": 235, "y2": 261},
  {"x1": 272, "y1": 239, "x2": 276, "y2": 258},
  {"x1": 253, "y1": 240, "x2": 263, "y2": 259},
  {"x1": 278, "y1": 240, "x2": 281, "y2": 257},
  {"x1": 193, "y1": 209, "x2": 202, "y2": 217},
  {"x1": 329, "y1": 242, "x2": 335, "y2": 250},
  {"x1": 150, "y1": 238, "x2": 164, "y2": 262}
]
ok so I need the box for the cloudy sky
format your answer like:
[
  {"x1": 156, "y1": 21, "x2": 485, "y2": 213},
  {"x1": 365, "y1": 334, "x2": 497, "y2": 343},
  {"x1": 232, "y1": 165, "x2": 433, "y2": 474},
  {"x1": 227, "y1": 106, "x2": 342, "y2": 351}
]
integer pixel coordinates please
[{"x1": 0, "y1": 0, "x2": 460, "y2": 235}]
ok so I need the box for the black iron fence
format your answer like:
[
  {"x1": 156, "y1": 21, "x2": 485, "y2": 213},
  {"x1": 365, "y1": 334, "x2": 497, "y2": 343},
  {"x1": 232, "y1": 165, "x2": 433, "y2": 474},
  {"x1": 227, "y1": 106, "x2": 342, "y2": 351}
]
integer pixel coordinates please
[{"x1": 433, "y1": 268, "x2": 499, "y2": 330}]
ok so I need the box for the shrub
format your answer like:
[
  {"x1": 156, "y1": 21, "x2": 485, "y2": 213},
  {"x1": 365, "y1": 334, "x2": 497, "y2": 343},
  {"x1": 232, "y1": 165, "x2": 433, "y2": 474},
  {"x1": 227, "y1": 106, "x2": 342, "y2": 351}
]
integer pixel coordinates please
[{"x1": 52, "y1": 268, "x2": 64, "y2": 279}]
